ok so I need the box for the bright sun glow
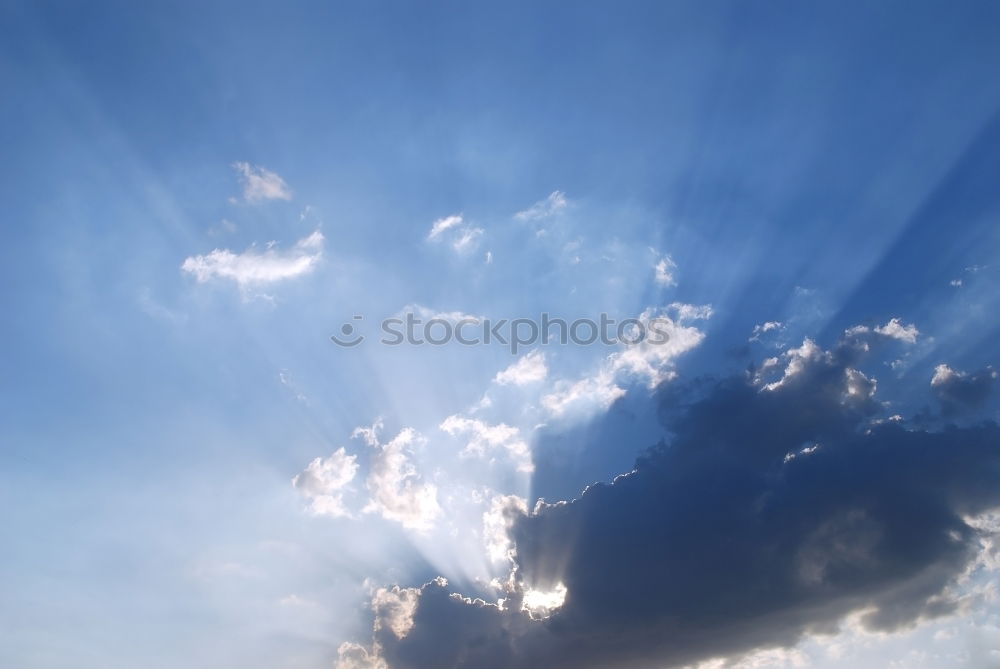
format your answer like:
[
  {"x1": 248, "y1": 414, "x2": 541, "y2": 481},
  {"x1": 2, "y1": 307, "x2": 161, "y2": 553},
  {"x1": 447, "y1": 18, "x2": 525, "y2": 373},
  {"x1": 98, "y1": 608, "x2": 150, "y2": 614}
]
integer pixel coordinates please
[{"x1": 521, "y1": 583, "x2": 568, "y2": 618}]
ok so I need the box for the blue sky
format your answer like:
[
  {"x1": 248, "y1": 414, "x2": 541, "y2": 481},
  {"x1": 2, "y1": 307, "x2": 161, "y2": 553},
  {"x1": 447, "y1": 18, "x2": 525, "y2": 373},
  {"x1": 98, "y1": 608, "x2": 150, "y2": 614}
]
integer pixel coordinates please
[{"x1": 2, "y1": 2, "x2": 1000, "y2": 668}]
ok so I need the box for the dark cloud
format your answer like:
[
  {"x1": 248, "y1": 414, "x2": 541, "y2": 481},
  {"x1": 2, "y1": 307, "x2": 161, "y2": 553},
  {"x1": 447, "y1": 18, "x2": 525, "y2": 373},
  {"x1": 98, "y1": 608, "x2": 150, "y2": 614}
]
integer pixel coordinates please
[
  {"x1": 351, "y1": 339, "x2": 1000, "y2": 669},
  {"x1": 931, "y1": 364, "x2": 997, "y2": 417}
]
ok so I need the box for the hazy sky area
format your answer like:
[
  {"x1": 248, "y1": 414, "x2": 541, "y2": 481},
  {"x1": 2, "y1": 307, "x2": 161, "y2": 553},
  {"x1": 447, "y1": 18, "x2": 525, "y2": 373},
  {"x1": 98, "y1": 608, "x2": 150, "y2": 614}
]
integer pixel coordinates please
[{"x1": 2, "y1": 2, "x2": 1000, "y2": 668}]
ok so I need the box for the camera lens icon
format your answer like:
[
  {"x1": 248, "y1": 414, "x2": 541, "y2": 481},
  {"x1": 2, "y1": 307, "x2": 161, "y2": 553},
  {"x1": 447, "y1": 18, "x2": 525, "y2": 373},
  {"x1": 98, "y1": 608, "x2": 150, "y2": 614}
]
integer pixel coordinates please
[{"x1": 331, "y1": 315, "x2": 365, "y2": 347}]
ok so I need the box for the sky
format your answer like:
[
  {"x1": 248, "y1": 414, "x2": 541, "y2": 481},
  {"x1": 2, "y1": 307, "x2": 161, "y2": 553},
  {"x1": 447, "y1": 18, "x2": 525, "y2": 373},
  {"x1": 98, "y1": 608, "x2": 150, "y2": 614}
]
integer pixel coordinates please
[{"x1": 2, "y1": 2, "x2": 1000, "y2": 668}]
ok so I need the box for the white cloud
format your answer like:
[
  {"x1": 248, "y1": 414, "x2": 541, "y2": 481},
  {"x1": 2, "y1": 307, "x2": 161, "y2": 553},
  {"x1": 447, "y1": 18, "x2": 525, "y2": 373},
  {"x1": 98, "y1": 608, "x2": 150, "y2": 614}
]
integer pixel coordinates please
[
  {"x1": 495, "y1": 350, "x2": 548, "y2": 386},
  {"x1": 181, "y1": 229, "x2": 324, "y2": 287},
  {"x1": 654, "y1": 255, "x2": 677, "y2": 286},
  {"x1": 483, "y1": 494, "x2": 528, "y2": 563},
  {"x1": 843, "y1": 367, "x2": 877, "y2": 401},
  {"x1": 394, "y1": 304, "x2": 483, "y2": 324},
  {"x1": 451, "y1": 226, "x2": 483, "y2": 253},
  {"x1": 232, "y1": 161, "x2": 292, "y2": 202},
  {"x1": 670, "y1": 302, "x2": 714, "y2": 322},
  {"x1": 542, "y1": 370, "x2": 626, "y2": 417},
  {"x1": 874, "y1": 317, "x2": 919, "y2": 344},
  {"x1": 439, "y1": 415, "x2": 533, "y2": 473},
  {"x1": 762, "y1": 338, "x2": 831, "y2": 391},
  {"x1": 750, "y1": 321, "x2": 784, "y2": 342},
  {"x1": 542, "y1": 307, "x2": 708, "y2": 416},
  {"x1": 521, "y1": 582, "x2": 567, "y2": 618},
  {"x1": 608, "y1": 306, "x2": 709, "y2": 387},
  {"x1": 292, "y1": 447, "x2": 358, "y2": 518},
  {"x1": 688, "y1": 646, "x2": 810, "y2": 669},
  {"x1": 514, "y1": 191, "x2": 568, "y2": 221},
  {"x1": 427, "y1": 214, "x2": 483, "y2": 254},
  {"x1": 844, "y1": 318, "x2": 919, "y2": 344},
  {"x1": 427, "y1": 214, "x2": 464, "y2": 240},
  {"x1": 356, "y1": 423, "x2": 441, "y2": 531},
  {"x1": 931, "y1": 363, "x2": 959, "y2": 386},
  {"x1": 335, "y1": 642, "x2": 387, "y2": 669},
  {"x1": 371, "y1": 585, "x2": 420, "y2": 639},
  {"x1": 278, "y1": 369, "x2": 309, "y2": 405},
  {"x1": 334, "y1": 583, "x2": 425, "y2": 668}
]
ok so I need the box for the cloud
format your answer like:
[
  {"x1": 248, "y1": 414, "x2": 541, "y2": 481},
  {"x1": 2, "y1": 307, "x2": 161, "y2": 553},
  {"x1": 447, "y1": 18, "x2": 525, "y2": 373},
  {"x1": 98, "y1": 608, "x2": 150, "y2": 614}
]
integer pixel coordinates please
[
  {"x1": 750, "y1": 321, "x2": 784, "y2": 342},
  {"x1": 542, "y1": 306, "x2": 709, "y2": 417},
  {"x1": 439, "y1": 415, "x2": 533, "y2": 473},
  {"x1": 232, "y1": 161, "x2": 292, "y2": 202},
  {"x1": 336, "y1": 642, "x2": 388, "y2": 669},
  {"x1": 356, "y1": 422, "x2": 441, "y2": 532},
  {"x1": 541, "y1": 371, "x2": 627, "y2": 417},
  {"x1": 427, "y1": 214, "x2": 484, "y2": 254},
  {"x1": 669, "y1": 302, "x2": 714, "y2": 321},
  {"x1": 451, "y1": 227, "x2": 483, "y2": 253},
  {"x1": 875, "y1": 318, "x2": 920, "y2": 343},
  {"x1": 347, "y1": 335, "x2": 1000, "y2": 668},
  {"x1": 654, "y1": 255, "x2": 677, "y2": 286},
  {"x1": 931, "y1": 364, "x2": 997, "y2": 416},
  {"x1": 760, "y1": 337, "x2": 831, "y2": 391},
  {"x1": 843, "y1": 318, "x2": 920, "y2": 345},
  {"x1": 292, "y1": 447, "x2": 358, "y2": 518},
  {"x1": 514, "y1": 191, "x2": 568, "y2": 221},
  {"x1": 393, "y1": 304, "x2": 484, "y2": 324},
  {"x1": 181, "y1": 229, "x2": 324, "y2": 287},
  {"x1": 427, "y1": 215, "x2": 464, "y2": 240},
  {"x1": 495, "y1": 351, "x2": 548, "y2": 386},
  {"x1": 483, "y1": 495, "x2": 529, "y2": 564}
]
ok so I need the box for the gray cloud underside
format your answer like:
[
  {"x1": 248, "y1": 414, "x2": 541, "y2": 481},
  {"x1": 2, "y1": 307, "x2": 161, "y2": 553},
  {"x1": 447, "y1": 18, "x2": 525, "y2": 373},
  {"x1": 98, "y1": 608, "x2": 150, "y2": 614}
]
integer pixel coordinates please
[{"x1": 367, "y1": 338, "x2": 999, "y2": 668}]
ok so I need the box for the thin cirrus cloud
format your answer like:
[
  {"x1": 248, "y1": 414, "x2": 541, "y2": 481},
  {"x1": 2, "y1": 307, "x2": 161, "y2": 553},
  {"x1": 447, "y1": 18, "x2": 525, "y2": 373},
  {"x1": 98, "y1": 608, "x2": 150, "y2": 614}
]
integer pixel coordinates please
[
  {"x1": 427, "y1": 213, "x2": 484, "y2": 254},
  {"x1": 231, "y1": 161, "x2": 293, "y2": 203},
  {"x1": 181, "y1": 229, "x2": 324, "y2": 287},
  {"x1": 654, "y1": 254, "x2": 677, "y2": 286},
  {"x1": 427, "y1": 214, "x2": 464, "y2": 240},
  {"x1": 514, "y1": 191, "x2": 568, "y2": 221}
]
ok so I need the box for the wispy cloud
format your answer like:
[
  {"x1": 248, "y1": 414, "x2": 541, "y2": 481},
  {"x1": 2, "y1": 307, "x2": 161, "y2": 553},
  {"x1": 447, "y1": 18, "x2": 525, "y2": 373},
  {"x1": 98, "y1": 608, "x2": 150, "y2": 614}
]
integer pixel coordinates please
[
  {"x1": 515, "y1": 191, "x2": 568, "y2": 221},
  {"x1": 427, "y1": 214, "x2": 464, "y2": 240},
  {"x1": 451, "y1": 226, "x2": 483, "y2": 253},
  {"x1": 427, "y1": 213, "x2": 484, "y2": 254},
  {"x1": 439, "y1": 415, "x2": 533, "y2": 473},
  {"x1": 232, "y1": 161, "x2": 293, "y2": 203},
  {"x1": 654, "y1": 254, "x2": 677, "y2": 286},
  {"x1": 750, "y1": 321, "x2": 784, "y2": 342},
  {"x1": 393, "y1": 304, "x2": 483, "y2": 324},
  {"x1": 181, "y1": 229, "x2": 324, "y2": 287}
]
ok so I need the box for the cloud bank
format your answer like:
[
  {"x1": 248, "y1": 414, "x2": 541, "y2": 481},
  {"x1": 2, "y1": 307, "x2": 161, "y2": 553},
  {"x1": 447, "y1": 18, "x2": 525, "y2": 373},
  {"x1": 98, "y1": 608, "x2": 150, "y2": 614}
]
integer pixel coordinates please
[{"x1": 341, "y1": 335, "x2": 1000, "y2": 668}]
